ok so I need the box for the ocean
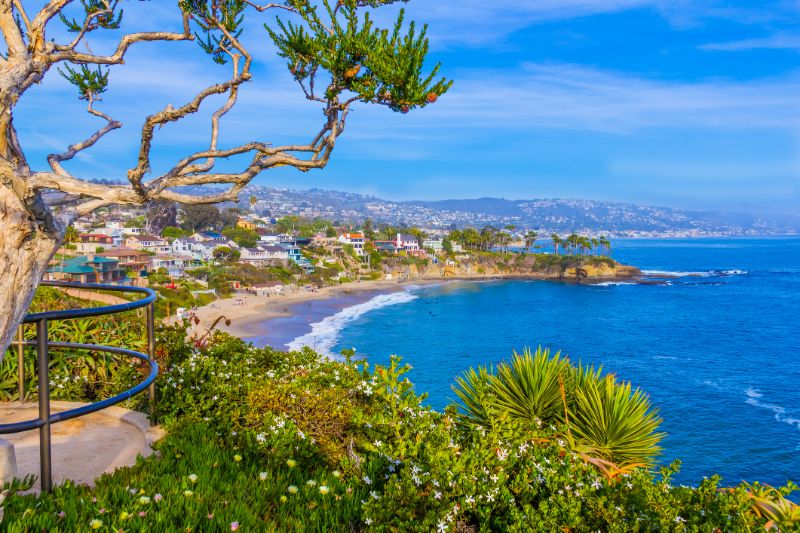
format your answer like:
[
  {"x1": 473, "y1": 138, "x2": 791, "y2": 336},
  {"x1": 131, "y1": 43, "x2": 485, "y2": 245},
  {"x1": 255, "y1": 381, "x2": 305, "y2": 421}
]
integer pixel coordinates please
[{"x1": 258, "y1": 238, "x2": 800, "y2": 487}]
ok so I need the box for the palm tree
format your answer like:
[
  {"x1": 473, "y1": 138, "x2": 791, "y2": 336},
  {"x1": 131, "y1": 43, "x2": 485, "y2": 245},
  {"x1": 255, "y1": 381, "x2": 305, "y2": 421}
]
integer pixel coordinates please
[
  {"x1": 566, "y1": 234, "x2": 580, "y2": 255},
  {"x1": 64, "y1": 225, "x2": 78, "y2": 245},
  {"x1": 550, "y1": 234, "x2": 561, "y2": 255},
  {"x1": 591, "y1": 238, "x2": 599, "y2": 256},
  {"x1": 524, "y1": 231, "x2": 538, "y2": 253},
  {"x1": 599, "y1": 236, "x2": 611, "y2": 257}
]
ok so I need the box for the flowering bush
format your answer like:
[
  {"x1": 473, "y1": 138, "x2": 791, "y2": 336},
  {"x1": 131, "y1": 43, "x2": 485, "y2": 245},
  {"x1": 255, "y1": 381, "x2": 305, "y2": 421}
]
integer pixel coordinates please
[{"x1": 1, "y1": 329, "x2": 795, "y2": 530}]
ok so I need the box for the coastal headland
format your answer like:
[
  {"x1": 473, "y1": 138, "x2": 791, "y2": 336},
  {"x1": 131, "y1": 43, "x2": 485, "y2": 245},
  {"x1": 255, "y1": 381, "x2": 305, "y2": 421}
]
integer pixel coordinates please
[{"x1": 187, "y1": 258, "x2": 642, "y2": 340}]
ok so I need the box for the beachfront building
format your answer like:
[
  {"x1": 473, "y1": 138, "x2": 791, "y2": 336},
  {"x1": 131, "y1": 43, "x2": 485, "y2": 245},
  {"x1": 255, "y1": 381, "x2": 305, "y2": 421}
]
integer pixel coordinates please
[
  {"x1": 374, "y1": 240, "x2": 399, "y2": 253},
  {"x1": 151, "y1": 255, "x2": 189, "y2": 278},
  {"x1": 75, "y1": 233, "x2": 116, "y2": 253},
  {"x1": 395, "y1": 233, "x2": 420, "y2": 252},
  {"x1": 422, "y1": 239, "x2": 444, "y2": 252},
  {"x1": 338, "y1": 232, "x2": 365, "y2": 256},
  {"x1": 99, "y1": 248, "x2": 151, "y2": 278},
  {"x1": 45, "y1": 254, "x2": 126, "y2": 284},
  {"x1": 125, "y1": 234, "x2": 171, "y2": 253},
  {"x1": 240, "y1": 245, "x2": 290, "y2": 266}
]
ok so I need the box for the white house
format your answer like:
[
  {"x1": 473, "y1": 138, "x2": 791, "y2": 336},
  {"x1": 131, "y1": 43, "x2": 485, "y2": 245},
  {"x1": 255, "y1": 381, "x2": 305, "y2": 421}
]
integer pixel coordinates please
[
  {"x1": 151, "y1": 254, "x2": 188, "y2": 278},
  {"x1": 239, "y1": 244, "x2": 290, "y2": 266},
  {"x1": 422, "y1": 239, "x2": 443, "y2": 252},
  {"x1": 125, "y1": 234, "x2": 170, "y2": 253},
  {"x1": 171, "y1": 238, "x2": 218, "y2": 261},
  {"x1": 395, "y1": 233, "x2": 419, "y2": 252},
  {"x1": 338, "y1": 232, "x2": 365, "y2": 256}
]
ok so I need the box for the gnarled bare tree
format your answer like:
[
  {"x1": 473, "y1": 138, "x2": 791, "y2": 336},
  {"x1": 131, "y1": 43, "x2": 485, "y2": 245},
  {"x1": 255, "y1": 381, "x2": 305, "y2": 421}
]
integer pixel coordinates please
[{"x1": 0, "y1": 0, "x2": 450, "y2": 358}]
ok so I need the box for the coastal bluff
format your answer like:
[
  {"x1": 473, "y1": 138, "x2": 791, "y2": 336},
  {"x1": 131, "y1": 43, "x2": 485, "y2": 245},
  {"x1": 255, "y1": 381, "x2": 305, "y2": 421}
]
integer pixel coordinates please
[{"x1": 399, "y1": 254, "x2": 641, "y2": 283}]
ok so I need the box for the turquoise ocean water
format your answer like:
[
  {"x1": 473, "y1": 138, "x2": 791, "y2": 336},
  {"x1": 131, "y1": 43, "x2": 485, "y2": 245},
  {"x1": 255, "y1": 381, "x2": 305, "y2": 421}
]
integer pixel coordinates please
[{"x1": 268, "y1": 238, "x2": 800, "y2": 486}]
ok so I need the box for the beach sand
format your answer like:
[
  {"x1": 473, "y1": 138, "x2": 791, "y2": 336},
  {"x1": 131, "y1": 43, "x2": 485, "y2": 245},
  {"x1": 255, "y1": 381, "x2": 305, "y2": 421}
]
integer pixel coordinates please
[{"x1": 182, "y1": 279, "x2": 442, "y2": 342}]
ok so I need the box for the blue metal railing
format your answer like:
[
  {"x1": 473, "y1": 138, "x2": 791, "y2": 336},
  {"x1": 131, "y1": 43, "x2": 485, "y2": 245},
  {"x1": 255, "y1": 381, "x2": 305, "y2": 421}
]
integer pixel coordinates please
[{"x1": 0, "y1": 281, "x2": 158, "y2": 492}]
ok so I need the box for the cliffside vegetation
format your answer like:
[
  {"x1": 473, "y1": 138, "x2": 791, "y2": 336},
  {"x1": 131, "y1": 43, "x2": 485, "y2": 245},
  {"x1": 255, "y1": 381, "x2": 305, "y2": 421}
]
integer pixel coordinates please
[{"x1": 2, "y1": 324, "x2": 797, "y2": 530}]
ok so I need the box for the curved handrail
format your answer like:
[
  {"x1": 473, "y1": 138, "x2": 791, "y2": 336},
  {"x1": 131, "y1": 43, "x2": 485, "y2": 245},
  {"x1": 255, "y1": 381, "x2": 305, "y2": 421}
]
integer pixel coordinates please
[
  {"x1": 24, "y1": 281, "x2": 155, "y2": 323},
  {"x1": 0, "y1": 343, "x2": 157, "y2": 434},
  {"x1": 3, "y1": 280, "x2": 159, "y2": 491}
]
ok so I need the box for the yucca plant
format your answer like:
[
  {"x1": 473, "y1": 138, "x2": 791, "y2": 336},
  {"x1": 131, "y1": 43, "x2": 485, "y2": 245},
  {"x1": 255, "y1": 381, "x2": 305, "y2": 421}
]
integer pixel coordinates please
[
  {"x1": 452, "y1": 365, "x2": 495, "y2": 428},
  {"x1": 569, "y1": 372, "x2": 664, "y2": 469},
  {"x1": 490, "y1": 348, "x2": 571, "y2": 427},
  {"x1": 452, "y1": 347, "x2": 666, "y2": 474}
]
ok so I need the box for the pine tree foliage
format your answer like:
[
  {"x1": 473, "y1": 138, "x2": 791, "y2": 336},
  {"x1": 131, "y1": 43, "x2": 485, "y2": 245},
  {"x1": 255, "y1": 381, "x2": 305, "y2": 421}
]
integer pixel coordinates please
[{"x1": 267, "y1": 0, "x2": 451, "y2": 113}]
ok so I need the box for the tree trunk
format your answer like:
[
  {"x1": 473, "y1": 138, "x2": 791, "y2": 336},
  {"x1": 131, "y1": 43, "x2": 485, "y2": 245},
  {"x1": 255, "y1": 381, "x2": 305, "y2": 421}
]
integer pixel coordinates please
[{"x1": 0, "y1": 181, "x2": 61, "y2": 360}]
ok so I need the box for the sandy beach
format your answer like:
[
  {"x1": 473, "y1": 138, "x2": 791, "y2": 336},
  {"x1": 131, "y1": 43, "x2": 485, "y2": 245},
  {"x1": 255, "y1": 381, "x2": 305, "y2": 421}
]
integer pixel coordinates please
[{"x1": 182, "y1": 278, "x2": 443, "y2": 341}]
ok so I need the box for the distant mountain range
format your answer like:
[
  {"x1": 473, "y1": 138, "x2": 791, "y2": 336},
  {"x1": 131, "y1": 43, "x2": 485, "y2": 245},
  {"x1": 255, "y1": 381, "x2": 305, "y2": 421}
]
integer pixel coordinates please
[{"x1": 223, "y1": 185, "x2": 799, "y2": 236}]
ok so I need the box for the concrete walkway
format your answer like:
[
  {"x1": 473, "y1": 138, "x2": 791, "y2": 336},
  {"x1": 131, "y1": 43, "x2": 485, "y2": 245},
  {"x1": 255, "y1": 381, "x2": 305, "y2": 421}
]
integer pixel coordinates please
[{"x1": 0, "y1": 401, "x2": 163, "y2": 492}]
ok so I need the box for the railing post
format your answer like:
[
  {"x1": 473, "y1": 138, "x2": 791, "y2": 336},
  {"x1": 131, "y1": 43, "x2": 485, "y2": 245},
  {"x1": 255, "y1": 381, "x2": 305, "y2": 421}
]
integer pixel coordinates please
[
  {"x1": 17, "y1": 325, "x2": 24, "y2": 402},
  {"x1": 146, "y1": 302, "x2": 156, "y2": 426},
  {"x1": 36, "y1": 319, "x2": 52, "y2": 492}
]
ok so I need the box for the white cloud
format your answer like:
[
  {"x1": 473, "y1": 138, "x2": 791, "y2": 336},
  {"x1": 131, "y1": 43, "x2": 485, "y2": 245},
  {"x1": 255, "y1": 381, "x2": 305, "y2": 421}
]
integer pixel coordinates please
[{"x1": 700, "y1": 33, "x2": 800, "y2": 52}]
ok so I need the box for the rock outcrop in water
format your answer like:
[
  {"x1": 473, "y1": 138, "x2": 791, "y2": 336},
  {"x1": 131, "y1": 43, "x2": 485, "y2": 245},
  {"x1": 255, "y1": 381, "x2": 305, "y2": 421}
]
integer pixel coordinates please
[{"x1": 392, "y1": 253, "x2": 641, "y2": 283}]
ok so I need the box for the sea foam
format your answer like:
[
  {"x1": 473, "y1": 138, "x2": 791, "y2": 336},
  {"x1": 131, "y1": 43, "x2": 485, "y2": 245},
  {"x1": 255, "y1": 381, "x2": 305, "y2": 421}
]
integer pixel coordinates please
[
  {"x1": 287, "y1": 290, "x2": 418, "y2": 358},
  {"x1": 745, "y1": 388, "x2": 800, "y2": 433},
  {"x1": 642, "y1": 269, "x2": 748, "y2": 278}
]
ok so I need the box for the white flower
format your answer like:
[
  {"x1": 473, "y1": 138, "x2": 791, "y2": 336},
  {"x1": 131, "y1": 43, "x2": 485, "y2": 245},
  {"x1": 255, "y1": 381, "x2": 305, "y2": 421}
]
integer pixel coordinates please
[
  {"x1": 256, "y1": 433, "x2": 266, "y2": 443},
  {"x1": 188, "y1": 474, "x2": 198, "y2": 483},
  {"x1": 365, "y1": 518, "x2": 373, "y2": 525},
  {"x1": 362, "y1": 475, "x2": 372, "y2": 485},
  {"x1": 465, "y1": 495, "x2": 475, "y2": 505},
  {"x1": 674, "y1": 516, "x2": 686, "y2": 524},
  {"x1": 259, "y1": 472, "x2": 268, "y2": 481},
  {"x1": 434, "y1": 491, "x2": 442, "y2": 500},
  {"x1": 437, "y1": 520, "x2": 448, "y2": 533},
  {"x1": 373, "y1": 440, "x2": 382, "y2": 448},
  {"x1": 370, "y1": 490, "x2": 380, "y2": 500},
  {"x1": 591, "y1": 479, "x2": 602, "y2": 490},
  {"x1": 625, "y1": 481, "x2": 633, "y2": 490},
  {"x1": 319, "y1": 485, "x2": 330, "y2": 495}
]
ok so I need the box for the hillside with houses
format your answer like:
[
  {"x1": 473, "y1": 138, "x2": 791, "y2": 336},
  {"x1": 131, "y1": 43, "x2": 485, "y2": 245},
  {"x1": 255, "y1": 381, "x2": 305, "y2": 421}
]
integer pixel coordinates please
[{"x1": 47, "y1": 204, "x2": 636, "y2": 319}]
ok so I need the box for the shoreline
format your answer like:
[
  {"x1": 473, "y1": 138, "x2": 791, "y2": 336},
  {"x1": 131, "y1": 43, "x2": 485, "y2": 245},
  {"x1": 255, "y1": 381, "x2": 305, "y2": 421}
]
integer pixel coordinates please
[{"x1": 185, "y1": 268, "x2": 644, "y2": 345}]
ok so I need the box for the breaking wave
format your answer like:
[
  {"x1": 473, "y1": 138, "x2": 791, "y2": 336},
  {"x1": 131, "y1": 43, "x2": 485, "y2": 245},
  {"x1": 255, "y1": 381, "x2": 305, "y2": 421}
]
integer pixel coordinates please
[
  {"x1": 642, "y1": 269, "x2": 748, "y2": 278},
  {"x1": 287, "y1": 291, "x2": 418, "y2": 358}
]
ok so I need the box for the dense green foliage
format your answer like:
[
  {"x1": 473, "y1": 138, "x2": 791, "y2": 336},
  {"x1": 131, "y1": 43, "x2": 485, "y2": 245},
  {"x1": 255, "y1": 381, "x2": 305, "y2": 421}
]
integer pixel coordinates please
[
  {"x1": 0, "y1": 288, "x2": 147, "y2": 404},
  {"x1": 2, "y1": 327, "x2": 796, "y2": 530},
  {"x1": 453, "y1": 349, "x2": 664, "y2": 471}
]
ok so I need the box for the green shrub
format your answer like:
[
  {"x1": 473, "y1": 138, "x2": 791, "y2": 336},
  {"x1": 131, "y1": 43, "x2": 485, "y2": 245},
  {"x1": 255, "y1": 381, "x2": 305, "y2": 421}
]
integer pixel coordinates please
[{"x1": 1, "y1": 334, "x2": 794, "y2": 531}]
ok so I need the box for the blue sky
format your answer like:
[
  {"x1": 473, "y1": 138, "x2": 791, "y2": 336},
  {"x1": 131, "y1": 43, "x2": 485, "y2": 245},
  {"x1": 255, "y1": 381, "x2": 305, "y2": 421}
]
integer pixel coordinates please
[{"x1": 14, "y1": 0, "x2": 800, "y2": 214}]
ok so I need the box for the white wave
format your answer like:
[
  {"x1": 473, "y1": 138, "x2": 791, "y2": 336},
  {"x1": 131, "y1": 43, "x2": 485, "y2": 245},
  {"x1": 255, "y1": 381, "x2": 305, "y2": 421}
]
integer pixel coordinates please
[
  {"x1": 593, "y1": 281, "x2": 636, "y2": 286},
  {"x1": 745, "y1": 387, "x2": 763, "y2": 399},
  {"x1": 642, "y1": 269, "x2": 748, "y2": 278},
  {"x1": 287, "y1": 291, "x2": 418, "y2": 358},
  {"x1": 745, "y1": 388, "x2": 800, "y2": 432}
]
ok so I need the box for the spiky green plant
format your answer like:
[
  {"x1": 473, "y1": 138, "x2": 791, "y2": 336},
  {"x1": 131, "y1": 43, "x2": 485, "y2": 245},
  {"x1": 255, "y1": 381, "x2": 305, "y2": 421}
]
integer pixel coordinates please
[
  {"x1": 452, "y1": 365, "x2": 494, "y2": 428},
  {"x1": 569, "y1": 373, "x2": 665, "y2": 468},
  {"x1": 490, "y1": 348, "x2": 571, "y2": 427}
]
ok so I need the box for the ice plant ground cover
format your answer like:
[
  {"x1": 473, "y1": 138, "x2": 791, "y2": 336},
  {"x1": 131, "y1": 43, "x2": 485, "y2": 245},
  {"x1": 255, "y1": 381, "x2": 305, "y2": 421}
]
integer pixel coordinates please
[{"x1": 1, "y1": 325, "x2": 797, "y2": 530}]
